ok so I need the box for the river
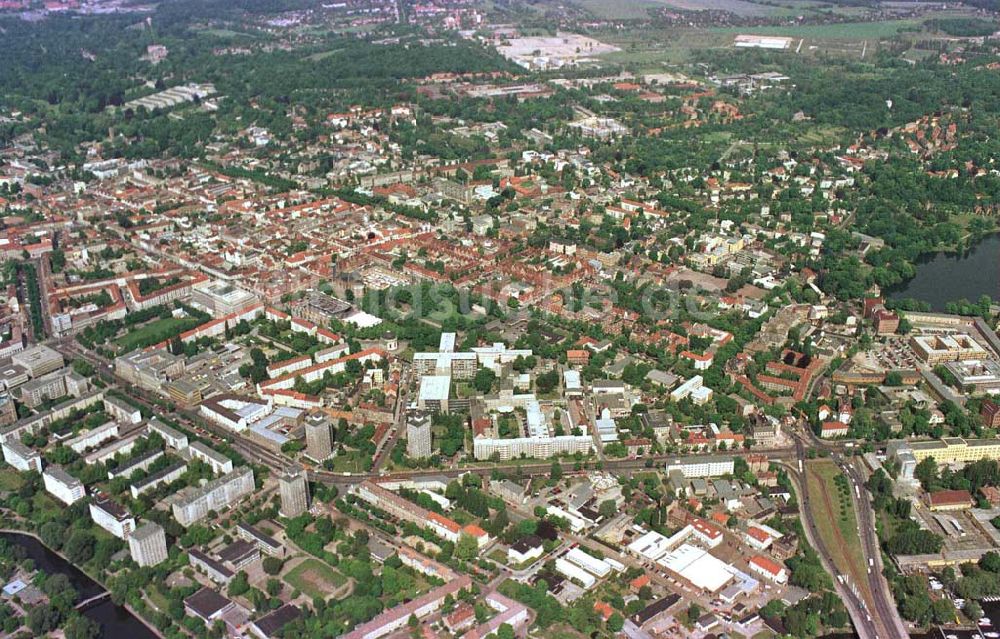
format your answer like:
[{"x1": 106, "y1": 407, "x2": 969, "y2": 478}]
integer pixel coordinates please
[
  {"x1": 0, "y1": 531, "x2": 158, "y2": 639},
  {"x1": 887, "y1": 234, "x2": 1000, "y2": 311}
]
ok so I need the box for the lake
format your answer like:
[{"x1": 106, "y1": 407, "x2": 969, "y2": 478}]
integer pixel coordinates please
[
  {"x1": 0, "y1": 531, "x2": 158, "y2": 639},
  {"x1": 888, "y1": 234, "x2": 1000, "y2": 310}
]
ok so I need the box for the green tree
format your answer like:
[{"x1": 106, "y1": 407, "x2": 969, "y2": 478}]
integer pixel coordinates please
[{"x1": 455, "y1": 533, "x2": 478, "y2": 561}]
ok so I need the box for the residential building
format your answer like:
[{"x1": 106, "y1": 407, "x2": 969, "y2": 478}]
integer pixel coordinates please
[
  {"x1": 748, "y1": 555, "x2": 787, "y2": 584},
  {"x1": 19, "y1": 371, "x2": 67, "y2": 408},
  {"x1": 1, "y1": 439, "x2": 41, "y2": 472},
  {"x1": 131, "y1": 461, "x2": 187, "y2": 498},
  {"x1": 89, "y1": 495, "x2": 136, "y2": 539},
  {"x1": 129, "y1": 522, "x2": 168, "y2": 567},
  {"x1": 148, "y1": 418, "x2": 188, "y2": 450},
  {"x1": 473, "y1": 434, "x2": 592, "y2": 461},
  {"x1": 104, "y1": 396, "x2": 143, "y2": 425},
  {"x1": 340, "y1": 576, "x2": 472, "y2": 639},
  {"x1": 406, "y1": 412, "x2": 432, "y2": 459},
  {"x1": 187, "y1": 441, "x2": 234, "y2": 475},
  {"x1": 304, "y1": 411, "x2": 332, "y2": 462},
  {"x1": 508, "y1": 535, "x2": 544, "y2": 565},
  {"x1": 168, "y1": 467, "x2": 255, "y2": 526},
  {"x1": 0, "y1": 394, "x2": 16, "y2": 427},
  {"x1": 42, "y1": 465, "x2": 85, "y2": 505},
  {"x1": 278, "y1": 464, "x2": 310, "y2": 518}
]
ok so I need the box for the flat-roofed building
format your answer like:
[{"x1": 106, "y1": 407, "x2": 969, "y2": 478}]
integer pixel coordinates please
[
  {"x1": 473, "y1": 434, "x2": 592, "y2": 461},
  {"x1": 304, "y1": 411, "x2": 332, "y2": 462},
  {"x1": 104, "y1": 396, "x2": 143, "y2": 425},
  {"x1": 115, "y1": 349, "x2": 185, "y2": 392},
  {"x1": 1, "y1": 439, "x2": 41, "y2": 472},
  {"x1": 89, "y1": 495, "x2": 135, "y2": 539},
  {"x1": 0, "y1": 393, "x2": 16, "y2": 428},
  {"x1": 187, "y1": 441, "x2": 234, "y2": 475},
  {"x1": 891, "y1": 437, "x2": 1000, "y2": 466},
  {"x1": 910, "y1": 334, "x2": 988, "y2": 364},
  {"x1": 107, "y1": 449, "x2": 163, "y2": 480},
  {"x1": 168, "y1": 466, "x2": 255, "y2": 526},
  {"x1": 236, "y1": 522, "x2": 284, "y2": 558},
  {"x1": 43, "y1": 465, "x2": 85, "y2": 505},
  {"x1": 406, "y1": 412, "x2": 432, "y2": 459},
  {"x1": 184, "y1": 587, "x2": 235, "y2": 625},
  {"x1": 131, "y1": 461, "x2": 187, "y2": 498},
  {"x1": 278, "y1": 464, "x2": 309, "y2": 518},
  {"x1": 417, "y1": 375, "x2": 451, "y2": 412},
  {"x1": 12, "y1": 344, "x2": 64, "y2": 378},
  {"x1": 19, "y1": 371, "x2": 67, "y2": 408},
  {"x1": 129, "y1": 522, "x2": 168, "y2": 567},
  {"x1": 189, "y1": 548, "x2": 234, "y2": 584},
  {"x1": 192, "y1": 279, "x2": 259, "y2": 317},
  {"x1": 64, "y1": 421, "x2": 119, "y2": 453},
  {"x1": 249, "y1": 604, "x2": 301, "y2": 639},
  {"x1": 148, "y1": 418, "x2": 188, "y2": 450},
  {"x1": 0, "y1": 364, "x2": 29, "y2": 391},
  {"x1": 665, "y1": 455, "x2": 734, "y2": 478}
]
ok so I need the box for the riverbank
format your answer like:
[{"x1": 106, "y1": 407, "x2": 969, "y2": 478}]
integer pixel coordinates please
[{"x1": 0, "y1": 530, "x2": 162, "y2": 639}]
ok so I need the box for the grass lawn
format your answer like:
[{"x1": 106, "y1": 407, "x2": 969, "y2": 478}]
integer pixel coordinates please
[
  {"x1": 284, "y1": 558, "x2": 347, "y2": 600},
  {"x1": 0, "y1": 468, "x2": 23, "y2": 492},
  {"x1": 329, "y1": 451, "x2": 370, "y2": 473},
  {"x1": 711, "y1": 20, "x2": 920, "y2": 40},
  {"x1": 804, "y1": 460, "x2": 871, "y2": 602},
  {"x1": 145, "y1": 586, "x2": 170, "y2": 613},
  {"x1": 113, "y1": 317, "x2": 202, "y2": 353}
]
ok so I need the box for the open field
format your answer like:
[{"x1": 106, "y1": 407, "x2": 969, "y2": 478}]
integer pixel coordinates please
[
  {"x1": 804, "y1": 460, "x2": 872, "y2": 603},
  {"x1": 0, "y1": 468, "x2": 22, "y2": 492},
  {"x1": 711, "y1": 19, "x2": 921, "y2": 39},
  {"x1": 650, "y1": 0, "x2": 793, "y2": 17},
  {"x1": 284, "y1": 558, "x2": 347, "y2": 599},
  {"x1": 113, "y1": 317, "x2": 201, "y2": 352}
]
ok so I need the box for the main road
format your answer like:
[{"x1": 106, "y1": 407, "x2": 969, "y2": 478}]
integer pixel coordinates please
[{"x1": 790, "y1": 430, "x2": 909, "y2": 639}]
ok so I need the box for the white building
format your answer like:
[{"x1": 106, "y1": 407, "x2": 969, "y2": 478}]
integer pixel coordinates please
[
  {"x1": 168, "y1": 467, "x2": 254, "y2": 526},
  {"x1": 555, "y1": 557, "x2": 596, "y2": 589},
  {"x1": 507, "y1": 536, "x2": 544, "y2": 565},
  {"x1": 1, "y1": 439, "x2": 41, "y2": 472},
  {"x1": 89, "y1": 496, "x2": 136, "y2": 540},
  {"x1": 43, "y1": 465, "x2": 85, "y2": 505},
  {"x1": 65, "y1": 421, "x2": 119, "y2": 454},
  {"x1": 148, "y1": 418, "x2": 188, "y2": 450},
  {"x1": 129, "y1": 522, "x2": 168, "y2": 567},
  {"x1": 665, "y1": 455, "x2": 734, "y2": 478},
  {"x1": 188, "y1": 441, "x2": 234, "y2": 475}
]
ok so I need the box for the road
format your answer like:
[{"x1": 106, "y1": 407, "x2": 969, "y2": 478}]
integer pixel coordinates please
[
  {"x1": 790, "y1": 430, "x2": 908, "y2": 639},
  {"x1": 841, "y1": 455, "x2": 910, "y2": 639},
  {"x1": 786, "y1": 460, "x2": 883, "y2": 639}
]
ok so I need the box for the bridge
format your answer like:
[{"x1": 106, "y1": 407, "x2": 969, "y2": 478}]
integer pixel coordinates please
[{"x1": 76, "y1": 591, "x2": 111, "y2": 611}]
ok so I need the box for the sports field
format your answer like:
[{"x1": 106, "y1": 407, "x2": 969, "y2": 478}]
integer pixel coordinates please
[{"x1": 284, "y1": 558, "x2": 347, "y2": 599}]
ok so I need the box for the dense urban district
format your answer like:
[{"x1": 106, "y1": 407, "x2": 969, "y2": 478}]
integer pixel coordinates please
[{"x1": 5, "y1": 1, "x2": 1000, "y2": 639}]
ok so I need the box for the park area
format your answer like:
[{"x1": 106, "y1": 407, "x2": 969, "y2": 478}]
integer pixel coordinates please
[{"x1": 283, "y1": 558, "x2": 347, "y2": 600}]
